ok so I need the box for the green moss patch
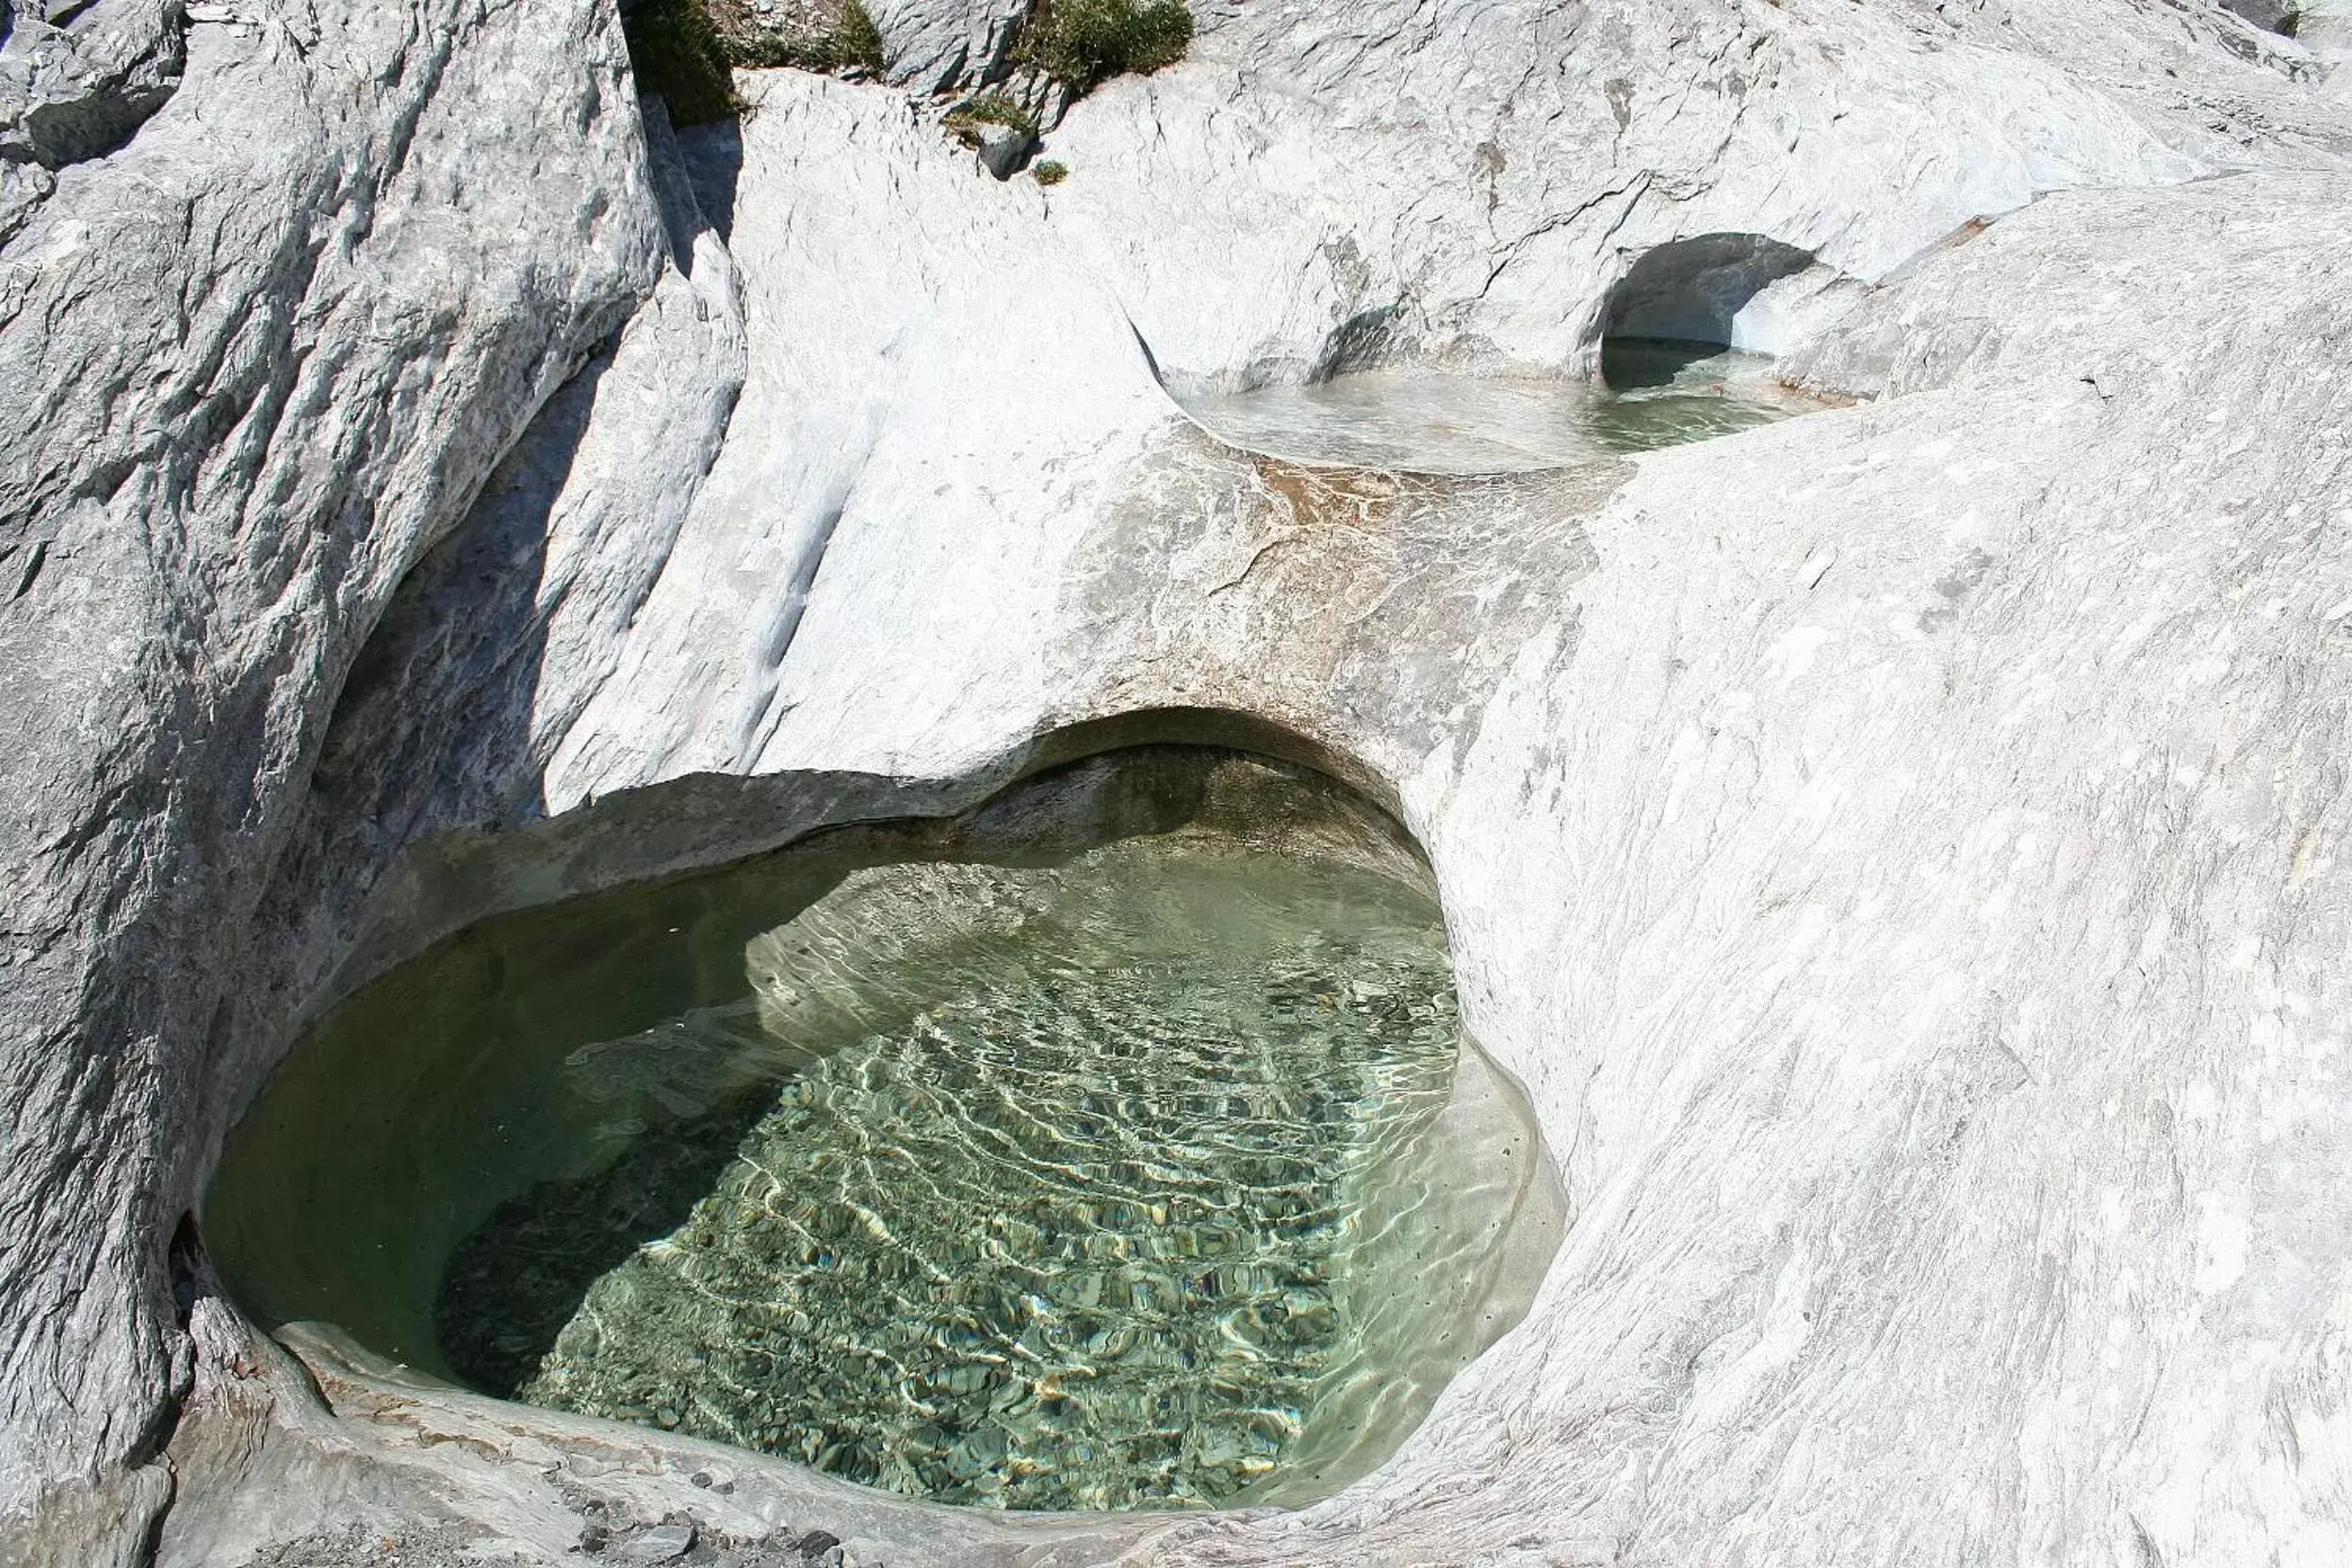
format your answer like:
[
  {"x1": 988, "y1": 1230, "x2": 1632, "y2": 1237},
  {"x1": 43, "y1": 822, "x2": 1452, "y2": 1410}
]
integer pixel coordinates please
[
  {"x1": 1019, "y1": 0, "x2": 1195, "y2": 95},
  {"x1": 943, "y1": 91, "x2": 1039, "y2": 147},
  {"x1": 729, "y1": 0, "x2": 886, "y2": 73}
]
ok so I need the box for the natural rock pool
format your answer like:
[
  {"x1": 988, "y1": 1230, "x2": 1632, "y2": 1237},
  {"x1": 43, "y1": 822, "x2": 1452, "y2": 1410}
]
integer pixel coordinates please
[
  {"x1": 1180, "y1": 341, "x2": 1818, "y2": 473},
  {"x1": 207, "y1": 747, "x2": 1562, "y2": 1513}
]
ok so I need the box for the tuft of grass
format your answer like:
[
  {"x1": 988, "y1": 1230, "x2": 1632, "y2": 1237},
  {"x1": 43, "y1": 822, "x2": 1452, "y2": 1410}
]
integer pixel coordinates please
[
  {"x1": 1017, "y1": 0, "x2": 1194, "y2": 95},
  {"x1": 728, "y1": 0, "x2": 886, "y2": 74},
  {"x1": 623, "y1": 0, "x2": 741, "y2": 126},
  {"x1": 831, "y1": 0, "x2": 888, "y2": 73},
  {"x1": 943, "y1": 92, "x2": 1039, "y2": 147},
  {"x1": 1033, "y1": 159, "x2": 1069, "y2": 186}
]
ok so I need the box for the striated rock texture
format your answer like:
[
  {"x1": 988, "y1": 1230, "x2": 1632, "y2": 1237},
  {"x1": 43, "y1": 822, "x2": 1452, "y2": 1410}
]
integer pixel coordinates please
[
  {"x1": 0, "y1": 0, "x2": 187, "y2": 242},
  {"x1": 871, "y1": 0, "x2": 1027, "y2": 93},
  {"x1": 6, "y1": 0, "x2": 2352, "y2": 1563},
  {"x1": 0, "y1": 0, "x2": 670, "y2": 1550}
]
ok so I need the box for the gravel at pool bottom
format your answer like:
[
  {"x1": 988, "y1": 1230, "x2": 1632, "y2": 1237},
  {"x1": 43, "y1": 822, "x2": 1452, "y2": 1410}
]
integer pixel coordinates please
[{"x1": 434, "y1": 843, "x2": 1539, "y2": 1511}]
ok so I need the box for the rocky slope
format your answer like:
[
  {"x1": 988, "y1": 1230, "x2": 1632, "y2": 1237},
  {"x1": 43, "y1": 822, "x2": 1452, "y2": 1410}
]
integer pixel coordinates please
[{"x1": 5, "y1": 0, "x2": 2352, "y2": 1563}]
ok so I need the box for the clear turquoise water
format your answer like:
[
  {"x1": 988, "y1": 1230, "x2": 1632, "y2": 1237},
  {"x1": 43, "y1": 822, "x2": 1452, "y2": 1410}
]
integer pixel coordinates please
[
  {"x1": 209, "y1": 752, "x2": 1560, "y2": 1513},
  {"x1": 1183, "y1": 341, "x2": 1811, "y2": 474}
]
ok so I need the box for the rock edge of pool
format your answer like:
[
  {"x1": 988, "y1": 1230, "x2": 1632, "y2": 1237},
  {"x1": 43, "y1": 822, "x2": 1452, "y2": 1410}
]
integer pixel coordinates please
[{"x1": 205, "y1": 745, "x2": 1567, "y2": 1527}]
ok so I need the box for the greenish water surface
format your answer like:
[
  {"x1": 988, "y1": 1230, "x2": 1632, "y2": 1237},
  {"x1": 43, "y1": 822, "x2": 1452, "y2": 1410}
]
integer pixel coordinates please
[
  {"x1": 1183, "y1": 339, "x2": 1815, "y2": 473},
  {"x1": 209, "y1": 751, "x2": 1560, "y2": 1512}
]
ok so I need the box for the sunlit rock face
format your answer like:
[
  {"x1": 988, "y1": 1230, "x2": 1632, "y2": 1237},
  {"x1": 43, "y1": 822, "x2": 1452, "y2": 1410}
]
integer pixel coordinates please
[
  {"x1": 0, "y1": 0, "x2": 672, "y2": 1553},
  {"x1": 6, "y1": 0, "x2": 2352, "y2": 1564}
]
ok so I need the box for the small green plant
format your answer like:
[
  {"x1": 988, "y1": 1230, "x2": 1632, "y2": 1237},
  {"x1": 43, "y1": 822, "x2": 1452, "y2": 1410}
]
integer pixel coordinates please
[
  {"x1": 1017, "y1": 0, "x2": 1194, "y2": 95},
  {"x1": 943, "y1": 92, "x2": 1038, "y2": 147},
  {"x1": 827, "y1": 0, "x2": 888, "y2": 73},
  {"x1": 1033, "y1": 159, "x2": 1070, "y2": 186},
  {"x1": 730, "y1": 0, "x2": 886, "y2": 73}
]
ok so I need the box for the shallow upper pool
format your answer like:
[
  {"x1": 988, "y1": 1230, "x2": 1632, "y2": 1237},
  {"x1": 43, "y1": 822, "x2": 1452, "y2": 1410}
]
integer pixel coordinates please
[
  {"x1": 1181, "y1": 341, "x2": 1819, "y2": 473},
  {"x1": 207, "y1": 747, "x2": 1561, "y2": 1512}
]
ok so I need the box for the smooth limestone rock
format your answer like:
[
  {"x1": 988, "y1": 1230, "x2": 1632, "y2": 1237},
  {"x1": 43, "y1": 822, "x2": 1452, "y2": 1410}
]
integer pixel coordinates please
[{"x1": 6, "y1": 0, "x2": 2352, "y2": 1563}]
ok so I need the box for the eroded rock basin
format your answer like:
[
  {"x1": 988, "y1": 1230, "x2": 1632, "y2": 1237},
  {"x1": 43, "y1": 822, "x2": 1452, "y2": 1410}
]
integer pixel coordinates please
[
  {"x1": 208, "y1": 747, "x2": 1563, "y2": 1515},
  {"x1": 1180, "y1": 341, "x2": 1821, "y2": 473}
]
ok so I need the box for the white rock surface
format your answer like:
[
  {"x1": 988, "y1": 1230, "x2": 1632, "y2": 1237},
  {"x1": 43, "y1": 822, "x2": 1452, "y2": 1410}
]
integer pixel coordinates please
[
  {"x1": 8, "y1": 0, "x2": 2352, "y2": 1563},
  {"x1": 2303, "y1": 0, "x2": 2352, "y2": 55},
  {"x1": 870, "y1": 0, "x2": 1029, "y2": 93},
  {"x1": 0, "y1": 0, "x2": 668, "y2": 1547}
]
